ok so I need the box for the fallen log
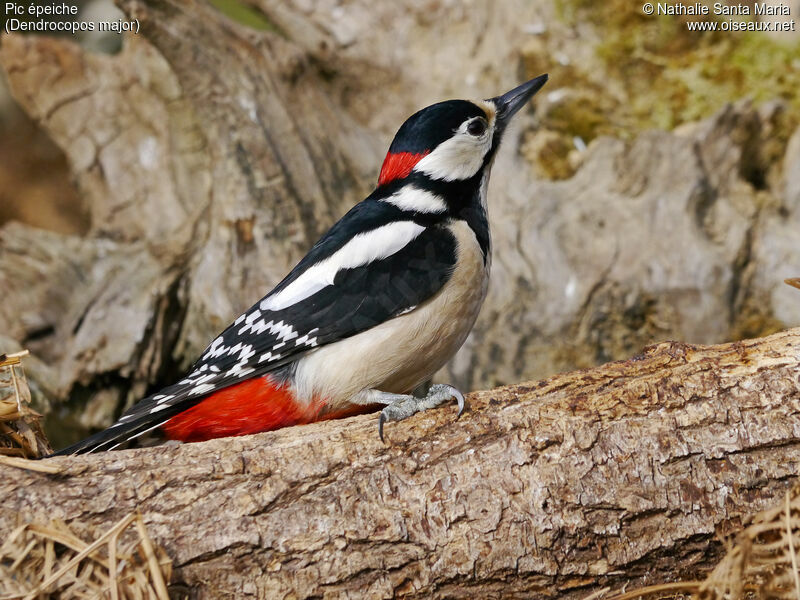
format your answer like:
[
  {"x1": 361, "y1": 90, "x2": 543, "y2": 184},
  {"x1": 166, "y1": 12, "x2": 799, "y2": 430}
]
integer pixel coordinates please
[{"x1": 2, "y1": 328, "x2": 800, "y2": 598}]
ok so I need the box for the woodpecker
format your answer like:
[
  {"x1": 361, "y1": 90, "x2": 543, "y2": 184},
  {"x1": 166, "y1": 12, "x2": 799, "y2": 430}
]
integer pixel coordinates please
[{"x1": 52, "y1": 74, "x2": 548, "y2": 456}]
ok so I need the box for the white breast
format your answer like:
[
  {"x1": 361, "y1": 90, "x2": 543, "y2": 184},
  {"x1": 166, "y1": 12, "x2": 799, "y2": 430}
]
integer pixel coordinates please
[{"x1": 290, "y1": 219, "x2": 490, "y2": 410}]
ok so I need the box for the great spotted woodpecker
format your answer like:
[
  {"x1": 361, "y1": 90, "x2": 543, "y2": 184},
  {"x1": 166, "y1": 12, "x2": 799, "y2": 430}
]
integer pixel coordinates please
[{"x1": 53, "y1": 74, "x2": 548, "y2": 455}]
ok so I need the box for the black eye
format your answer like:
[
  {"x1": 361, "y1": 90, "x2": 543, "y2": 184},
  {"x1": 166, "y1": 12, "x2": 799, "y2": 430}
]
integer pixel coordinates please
[{"x1": 467, "y1": 119, "x2": 487, "y2": 136}]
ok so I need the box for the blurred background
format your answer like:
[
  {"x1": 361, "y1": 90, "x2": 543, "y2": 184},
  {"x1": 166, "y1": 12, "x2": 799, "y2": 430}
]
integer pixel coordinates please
[{"x1": 1, "y1": 0, "x2": 799, "y2": 448}]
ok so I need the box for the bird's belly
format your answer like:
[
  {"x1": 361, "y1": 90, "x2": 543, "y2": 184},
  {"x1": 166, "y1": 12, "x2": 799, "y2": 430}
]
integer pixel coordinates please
[{"x1": 291, "y1": 219, "x2": 489, "y2": 411}]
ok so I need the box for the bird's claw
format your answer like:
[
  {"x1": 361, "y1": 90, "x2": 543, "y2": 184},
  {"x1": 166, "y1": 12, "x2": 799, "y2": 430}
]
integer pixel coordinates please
[
  {"x1": 451, "y1": 386, "x2": 465, "y2": 419},
  {"x1": 378, "y1": 383, "x2": 466, "y2": 443},
  {"x1": 378, "y1": 411, "x2": 387, "y2": 443}
]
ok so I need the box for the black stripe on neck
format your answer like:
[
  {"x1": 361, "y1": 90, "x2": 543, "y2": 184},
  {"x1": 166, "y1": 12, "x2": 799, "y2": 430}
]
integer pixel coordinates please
[{"x1": 399, "y1": 172, "x2": 491, "y2": 262}]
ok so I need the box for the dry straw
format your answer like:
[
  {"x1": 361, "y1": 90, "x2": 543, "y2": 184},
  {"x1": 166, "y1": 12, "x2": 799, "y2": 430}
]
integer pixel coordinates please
[
  {"x1": 1, "y1": 352, "x2": 172, "y2": 597},
  {"x1": 0, "y1": 512, "x2": 172, "y2": 600},
  {"x1": 0, "y1": 351, "x2": 51, "y2": 459},
  {"x1": 697, "y1": 485, "x2": 800, "y2": 600}
]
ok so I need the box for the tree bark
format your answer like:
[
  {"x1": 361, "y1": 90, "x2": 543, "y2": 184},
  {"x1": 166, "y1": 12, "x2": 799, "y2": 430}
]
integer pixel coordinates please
[{"x1": 2, "y1": 328, "x2": 800, "y2": 598}]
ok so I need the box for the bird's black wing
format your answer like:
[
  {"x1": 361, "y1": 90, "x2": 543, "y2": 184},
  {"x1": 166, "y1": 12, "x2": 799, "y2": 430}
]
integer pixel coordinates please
[{"x1": 52, "y1": 202, "x2": 456, "y2": 455}]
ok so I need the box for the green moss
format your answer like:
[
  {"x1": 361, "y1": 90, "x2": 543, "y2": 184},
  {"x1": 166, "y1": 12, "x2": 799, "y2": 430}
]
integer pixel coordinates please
[
  {"x1": 547, "y1": 0, "x2": 800, "y2": 139},
  {"x1": 545, "y1": 88, "x2": 618, "y2": 140},
  {"x1": 521, "y1": 128, "x2": 576, "y2": 180},
  {"x1": 206, "y1": 0, "x2": 278, "y2": 32}
]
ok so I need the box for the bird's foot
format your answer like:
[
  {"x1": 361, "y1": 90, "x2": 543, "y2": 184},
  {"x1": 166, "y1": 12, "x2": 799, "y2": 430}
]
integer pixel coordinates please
[{"x1": 378, "y1": 384, "x2": 464, "y2": 443}]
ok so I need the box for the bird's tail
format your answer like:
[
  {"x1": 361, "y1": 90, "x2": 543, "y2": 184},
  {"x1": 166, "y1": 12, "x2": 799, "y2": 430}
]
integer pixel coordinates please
[
  {"x1": 49, "y1": 376, "x2": 321, "y2": 456},
  {"x1": 48, "y1": 403, "x2": 188, "y2": 456}
]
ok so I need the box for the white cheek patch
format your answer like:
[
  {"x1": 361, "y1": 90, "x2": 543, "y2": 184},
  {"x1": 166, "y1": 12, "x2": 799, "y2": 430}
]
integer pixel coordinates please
[
  {"x1": 260, "y1": 221, "x2": 426, "y2": 311},
  {"x1": 413, "y1": 117, "x2": 495, "y2": 182}
]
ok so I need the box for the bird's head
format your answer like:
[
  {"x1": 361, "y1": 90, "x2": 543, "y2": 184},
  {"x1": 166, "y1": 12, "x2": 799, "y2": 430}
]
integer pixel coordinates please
[{"x1": 378, "y1": 74, "x2": 548, "y2": 187}]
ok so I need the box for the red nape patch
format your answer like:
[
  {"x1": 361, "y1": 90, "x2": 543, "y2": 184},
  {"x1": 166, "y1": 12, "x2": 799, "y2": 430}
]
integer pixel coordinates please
[
  {"x1": 162, "y1": 376, "x2": 328, "y2": 443},
  {"x1": 378, "y1": 151, "x2": 429, "y2": 186}
]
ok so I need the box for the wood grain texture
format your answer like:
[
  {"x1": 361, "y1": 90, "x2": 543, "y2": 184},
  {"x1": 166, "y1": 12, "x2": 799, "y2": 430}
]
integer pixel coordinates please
[{"x1": 2, "y1": 329, "x2": 799, "y2": 598}]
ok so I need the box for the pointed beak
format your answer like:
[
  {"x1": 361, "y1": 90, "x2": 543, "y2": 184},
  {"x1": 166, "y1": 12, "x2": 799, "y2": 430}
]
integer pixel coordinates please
[{"x1": 491, "y1": 74, "x2": 548, "y2": 129}]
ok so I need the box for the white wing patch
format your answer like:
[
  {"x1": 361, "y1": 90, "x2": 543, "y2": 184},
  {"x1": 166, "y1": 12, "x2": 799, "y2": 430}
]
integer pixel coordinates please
[
  {"x1": 260, "y1": 221, "x2": 425, "y2": 312},
  {"x1": 382, "y1": 186, "x2": 447, "y2": 213}
]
